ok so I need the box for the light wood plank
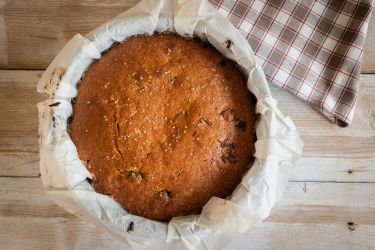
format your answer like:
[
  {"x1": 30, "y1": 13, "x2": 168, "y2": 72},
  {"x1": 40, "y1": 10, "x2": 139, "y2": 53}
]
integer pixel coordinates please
[
  {"x1": 362, "y1": 14, "x2": 375, "y2": 73},
  {"x1": 0, "y1": 217, "x2": 128, "y2": 250},
  {"x1": 290, "y1": 157, "x2": 375, "y2": 182},
  {"x1": 0, "y1": 0, "x2": 138, "y2": 70},
  {"x1": 1, "y1": 178, "x2": 374, "y2": 250},
  {"x1": 0, "y1": 0, "x2": 374, "y2": 73},
  {"x1": 0, "y1": 10, "x2": 7, "y2": 66},
  {"x1": 226, "y1": 222, "x2": 375, "y2": 250},
  {"x1": 1, "y1": 70, "x2": 374, "y2": 158},
  {"x1": 0, "y1": 70, "x2": 47, "y2": 152},
  {"x1": 0, "y1": 153, "x2": 39, "y2": 177}
]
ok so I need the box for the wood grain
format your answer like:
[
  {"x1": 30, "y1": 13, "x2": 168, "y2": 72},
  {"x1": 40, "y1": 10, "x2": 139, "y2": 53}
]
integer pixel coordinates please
[
  {"x1": 226, "y1": 222, "x2": 375, "y2": 250},
  {"x1": 0, "y1": 153, "x2": 39, "y2": 177},
  {"x1": 0, "y1": 217, "x2": 127, "y2": 250},
  {"x1": 1, "y1": 178, "x2": 374, "y2": 250},
  {"x1": 0, "y1": 0, "x2": 374, "y2": 72},
  {"x1": 362, "y1": 14, "x2": 375, "y2": 73},
  {"x1": 1, "y1": 70, "x2": 374, "y2": 158},
  {"x1": 290, "y1": 157, "x2": 375, "y2": 183},
  {"x1": 0, "y1": 70, "x2": 47, "y2": 152},
  {"x1": 0, "y1": 0, "x2": 138, "y2": 70}
]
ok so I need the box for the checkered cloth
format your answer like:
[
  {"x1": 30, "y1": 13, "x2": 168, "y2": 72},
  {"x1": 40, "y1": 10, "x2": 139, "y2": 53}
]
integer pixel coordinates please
[{"x1": 209, "y1": 0, "x2": 374, "y2": 127}]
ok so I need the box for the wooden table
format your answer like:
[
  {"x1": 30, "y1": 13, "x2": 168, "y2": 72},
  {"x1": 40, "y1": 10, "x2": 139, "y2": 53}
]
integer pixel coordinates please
[{"x1": 1, "y1": 1, "x2": 375, "y2": 249}]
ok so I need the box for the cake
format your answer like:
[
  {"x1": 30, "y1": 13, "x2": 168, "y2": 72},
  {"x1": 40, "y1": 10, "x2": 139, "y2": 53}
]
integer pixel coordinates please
[{"x1": 69, "y1": 33, "x2": 256, "y2": 222}]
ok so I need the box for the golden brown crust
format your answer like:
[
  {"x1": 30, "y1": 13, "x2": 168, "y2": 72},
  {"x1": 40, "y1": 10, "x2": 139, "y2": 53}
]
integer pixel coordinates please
[{"x1": 69, "y1": 33, "x2": 256, "y2": 222}]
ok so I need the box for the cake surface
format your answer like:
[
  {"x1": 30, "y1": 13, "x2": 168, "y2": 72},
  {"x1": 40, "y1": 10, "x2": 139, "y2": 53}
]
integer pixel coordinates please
[{"x1": 69, "y1": 33, "x2": 256, "y2": 221}]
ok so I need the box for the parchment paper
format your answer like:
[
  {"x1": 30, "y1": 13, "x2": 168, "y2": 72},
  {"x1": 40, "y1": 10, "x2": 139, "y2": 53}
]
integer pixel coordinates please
[{"x1": 37, "y1": 0, "x2": 304, "y2": 249}]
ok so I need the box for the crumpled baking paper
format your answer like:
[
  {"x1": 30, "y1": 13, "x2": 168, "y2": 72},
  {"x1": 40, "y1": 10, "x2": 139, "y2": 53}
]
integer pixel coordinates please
[{"x1": 36, "y1": 0, "x2": 304, "y2": 249}]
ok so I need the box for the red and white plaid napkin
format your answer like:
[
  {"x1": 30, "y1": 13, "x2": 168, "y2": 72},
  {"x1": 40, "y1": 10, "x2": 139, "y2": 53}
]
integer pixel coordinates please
[{"x1": 210, "y1": 0, "x2": 374, "y2": 127}]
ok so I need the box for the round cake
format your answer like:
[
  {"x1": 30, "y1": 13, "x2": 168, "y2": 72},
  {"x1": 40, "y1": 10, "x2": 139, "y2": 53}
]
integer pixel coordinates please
[{"x1": 69, "y1": 33, "x2": 256, "y2": 222}]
